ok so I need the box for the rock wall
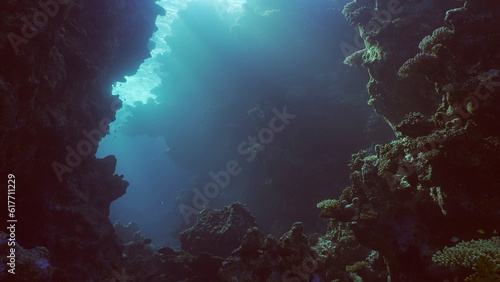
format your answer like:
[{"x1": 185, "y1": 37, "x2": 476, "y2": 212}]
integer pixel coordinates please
[
  {"x1": 319, "y1": 0, "x2": 500, "y2": 280},
  {"x1": 343, "y1": 0, "x2": 463, "y2": 127},
  {"x1": 0, "y1": 0, "x2": 160, "y2": 280}
]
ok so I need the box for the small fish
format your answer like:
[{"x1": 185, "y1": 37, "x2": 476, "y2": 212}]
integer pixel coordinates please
[
  {"x1": 160, "y1": 201, "x2": 164, "y2": 205},
  {"x1": 450, "y1": 236, "x2": 459, "y2": 243},
  {"x1": 477, "y1": 229, "x2": 485, "y2": 234}
]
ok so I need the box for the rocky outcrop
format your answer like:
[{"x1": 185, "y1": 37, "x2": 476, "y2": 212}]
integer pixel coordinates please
[
  {"x1": 319, "y1": 0, "x2": 500, "y2": 280},
  {"x1": 180, "y1": 202, "x2": 257, "y2": 257},
  {"x1": 219, "y1": 223, "x2": 322, "y2": 281},
  {"x1": 343, "y1": 0, "x2": 464, "y2": 127},
  {"x1": 0, "y1": 0, "x2": 160, "y2": 280},
  {"x1": 101, "y1": 202, "x2": 387, "y2": 282},
  {"x1": 0, "y1": 232, "x2": 52, "y2": 281}
]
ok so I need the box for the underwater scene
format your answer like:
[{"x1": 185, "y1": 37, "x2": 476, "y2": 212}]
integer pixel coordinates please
[{"x1": 0, "y1": 0, "x2": 499, "y2": 281}]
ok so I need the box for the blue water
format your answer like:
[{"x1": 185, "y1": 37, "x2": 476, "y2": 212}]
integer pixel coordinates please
[
  {"x1": 96, "y1": 0, "x2": 368, "y2": 247},
  {"x1": 97, "y1": 133, "x2": 191, "y2": 246}
]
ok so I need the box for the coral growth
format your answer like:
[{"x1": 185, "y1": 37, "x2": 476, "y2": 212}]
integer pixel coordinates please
[
  {"x1": 342, "y1": 0, "x2": 462, "y2": 126},
  {"x1": 333, "y1": 1, "x2": 500, "y2": 280},
  {"x1": 433, "y1": 237, "x2": 500, "y2": 281}
]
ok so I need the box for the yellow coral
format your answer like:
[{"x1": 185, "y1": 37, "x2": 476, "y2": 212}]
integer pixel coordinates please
[{"x1": 432, "y1": 237, "x2": 500, "y2": 281}]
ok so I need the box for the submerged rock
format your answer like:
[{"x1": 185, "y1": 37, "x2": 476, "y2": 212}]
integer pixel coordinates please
[
  {"x1": 0, "y1": 232, "x2": 52, "y2": 281},
  {"x1": 180, "y1": 202, "x2": 257, "y2": 257}
]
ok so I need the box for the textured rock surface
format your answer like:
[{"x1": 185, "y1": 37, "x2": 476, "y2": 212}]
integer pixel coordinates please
[
  {"x1": 219, "y1": 222, "x2": 323, "y2": 281},
  {"x1": 0, "y1": 0, "x2": 160, "y2": 280},
  {"x1": 180, "y1": 202, "x2": 257, "y2": 257},
  {"x1": 103, "y1": 203, "x2": 386, "y2": 282},
  {"x1": 0, "y1": 232, "x2": 52, "y2": 281},
  {"x1": 114, "y1": 221, "x2": 141, "y2": 244},
  {"x1": 1, "y1": 0, "x2": 497, "y2": 281},
  {"x1": 343, "y1": 0, "x2": 463, "y2": 127},
  {"x1": 318, "y1": 0, "x2": 500, "y2": 281}
]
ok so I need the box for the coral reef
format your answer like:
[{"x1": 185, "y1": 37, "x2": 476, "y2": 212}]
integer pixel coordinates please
[
  {"x1": 219, "y1": 222, "x2": 324, "y2": 281},
  {"x1": 322, "y1": 0, "x2": 500, "y2": 280},
  {"x1": 342, "y1": 0, "x2": 463, "y2": 127},
  {"x1": 1, "y1": 0, "x2": 498, "y2": 280},
  {"x1": 106, "y1": 203, "x2": 386, "y2": 281},
  {"x1": 322, "y1": 121, "x2": 500, "y2": 280},
  {"x1": 0, "y1": 0, "x2": 160, "y2": 280},
  {"x1": 433, "y1": 237, "x2": 500, "y2": 281}
]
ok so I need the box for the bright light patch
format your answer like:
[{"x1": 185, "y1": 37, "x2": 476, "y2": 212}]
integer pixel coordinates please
[
  {"x1": 113, "y1": 0, "x2": 188, "y2": 107},
  {"x1": 214, "y1": 0, "x2": 246, "y2": 14},
  {"x1": 112, "y1": 0, "x2": 246, "y2": 107}
]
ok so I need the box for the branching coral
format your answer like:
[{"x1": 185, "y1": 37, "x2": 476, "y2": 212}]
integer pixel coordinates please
[{"x1": 432, "y1": 237, "x2": 500, "y2": 281}]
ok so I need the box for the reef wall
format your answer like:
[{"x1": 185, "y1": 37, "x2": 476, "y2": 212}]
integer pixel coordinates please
[
  {"x1": 0, "y1": 0, "x2": 160, "y2": 280},
  {"x1": 343, "y1": 0, "x2": 462, "y2": 127},
  {"x1": 319, "y1": 0, "x2": 500, "y2": 280}
]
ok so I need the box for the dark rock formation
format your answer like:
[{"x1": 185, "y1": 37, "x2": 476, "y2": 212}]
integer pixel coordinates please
[
  {"x1": 343, "y1": 0, "x2": 464, "y2": 127},
  {"x1": 318, "y1": 0, "x2": 500, "y2": 280},
  {"x1": 219, "y1": 222, "x2": 323, "y2": 281},
  {"x1": 2, "y1": 0, "x2": 497, "y2": 281},
  {"x1": 0, "y1": 232, "x2": 52, "y2": 281},
  {"x1": 180, "y1": 202, "x2": 257, "y2": 257},
  {"x1": 118, "y1": 245, "x2": 224, "y2": 282},
  {"x1": 101, "y1": 203, "x2": 387, "y2": 281},
  {"x1": 114, "y1": 221, "x2": 141, "y2": 244},
  {"x1": 0, "y1": 0, "x2": 160, "y2": 280}
]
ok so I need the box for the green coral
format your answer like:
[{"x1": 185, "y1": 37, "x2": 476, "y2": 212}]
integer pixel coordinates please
[{"x1": 432, "y1": 237, "x2": 500, "y2": 281}]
